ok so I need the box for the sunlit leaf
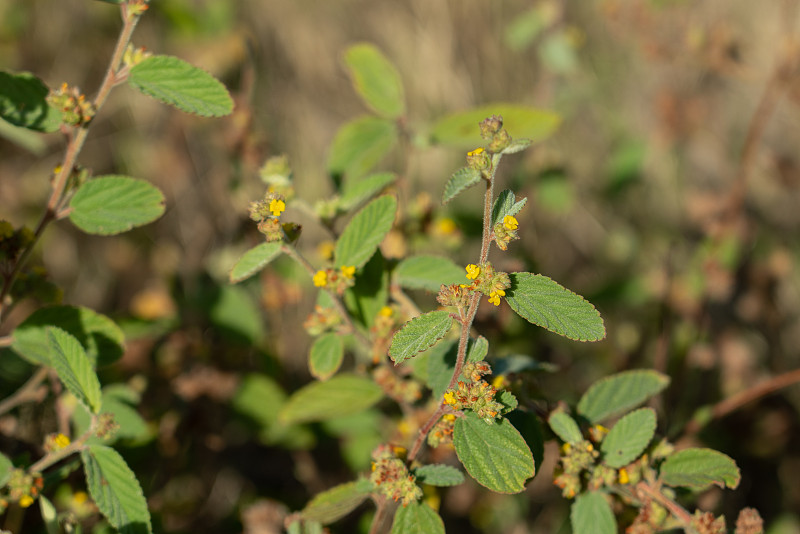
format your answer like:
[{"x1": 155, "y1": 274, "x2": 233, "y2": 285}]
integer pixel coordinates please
[
  {"x1": 548, "y1": 407, "x2": 582, "y2": 445},
  {"x1": 47, "y1": 327, "x2": 102, "y2": 415},
  {"x1": 343, "y1": 43, "x2": 405, "y2": 119},
  {"x1": 577, "y1": 370, "x2": 670, "y2": 424},
  {"x1": 301, "y1": 480, "x2": 371, "y2": 525},
  {"x1": 328, "y1": 116, "x2": 398, "y2": 179},
  {"x1": 335, "y1": 195, "x2": 396, "y2": 269},
  {"x1": 601, "y1": 408, "x2": 656, "y2": 468},
  {"x1": 570, "y1": 492, "x2": 615, "y2": 534},
  {"x1": 391, "y1": 501, "x2": 445, "y2": 534},
  {"x1": 414, "y1": 464, "x2": 464, "y2": 487},
  {"x1": 660, "y1": 448, "x2": 741, "y2": 490},
  {"x1": 442, "y1": 167, "x2": 481, "y2": 205},
  {"x1": 309, "y1": 333, "x2": 345, "y2": 381},
  {"x1": 393, "y1": 255, "x2": 465, "y2": 292},
  {"x1": 229, "y1": 242, "x2": 283, "y2": 283},
  {"x1": 430, "y1": 104, "x2": 560, "y2": 147},
  {"x1": 389, "y1": 311, "x2": 453, "y2": 365},
  {"x1": 69, "y1": 175, "x2": 165, "y2": 235},
  {"x1": 280, "y1": 374, "x2": 383, "y2": 424}
]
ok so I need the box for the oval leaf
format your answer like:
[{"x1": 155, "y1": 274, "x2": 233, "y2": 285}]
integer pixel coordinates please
[
  {"x1": 442, "y1": 167, "x2": 481, "y2": 205},
  {"x1": 506, "y1": 272, "x2": 606, "y2": 341},
  {"x1": 69, "y1": 175, "x2": 165, "y2": 235},
  {"x1": 454, "y1": 412, "x2": 535, "y2": 494},
  {"x1": 0, "y1": 71, "x2": 60, "y2": 132},
  {"x1": 391, "y1": 501, "x2": 445, "y2": 534},
  {"x1": 335, "y1": 195, "x2": 397, "y2": 269},
  {"x1": 578, "y1": 370, "x2": 670, "y2": 424},
  {"x1": 128, "y1": 55, "x2": 233, "y2": 117},
  {"x1": 0, "y1": 452, "x2": 12, "y2": 487},
  {"x1": 414, "y1": 464, "x2": 464, "y2": 487},
  {"x1": 393, "y1": 255, "x2": 465, "y2": 293},
  {"x1": 279, "y1": 374, "x2": 383, "y2": 424},
  {"x1": 491, "y1": 189, "x2": 528, "y2": 228},
  {"x1": 47, "y1": 327, "x2": 102, "y2": 414},
  {"x1": 229, "y1": 242, "x2": 283, "y2": 283},
  {"x1": 339, "y1": 172, "x2": 396, "y2": 211},
  {"x1": 344, "y1": 43, "x2": 405, "y2": 119},
  {"x1": 548, "y1": 408, "x2": 582, "y2": 445},
  {"x1": 389, "y1": 311, "x2": 453, "y2": 365},
  {"x1": 660, "y1": 448, "x2": 741, "y2": 490},
  {"x1": 466, "y1": 335, "x2": 489, "y2": 363},
  {"x1": 601, "y1": 408, "x2": 657, "y2": 468},
  {"x1": 430, "y1": 104, "x2": 561, "y2": 147},
  {"x1": 570, "y1": 492, "x2": 615, "y2": 534},
  {"x1": 328, "y1": 116, "x2": 398, "y2": 179},
  {"x1": 301, "y1": 481, "x2": 370, "y2": 525},
  {"x1": 309, "y1": 333, "x2": 345, "y2": 381},
  {"x1": 12, "y1": 305, "x2": 124, "y2": 367},
  {"x1": 81, "y1": 445, "x2": 152, "y2": 534}
]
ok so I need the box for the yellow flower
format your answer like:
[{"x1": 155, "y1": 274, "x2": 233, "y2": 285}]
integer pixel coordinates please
[
  {"x1": 317, "y1": 240, "x2": 335, "y2": 260},
  {"x1": 443, "y1": 391, "x2": 456, "y2": 406},
  {"x1": 467, "y1": 147, "x2": 485, "y2": 156},
  {"x1": 54, "y1": 433, "x2": 70, "y2": 449},
  {"x1": 19, "y1": 495, "x2": 34, "y2": 508},
  {"x1": 379, "y1": 306, "x2": 393, "y2": 318},
  {"x1": 313, "y1": 270, "x2": 328, "y2": 287},
  {"x1": 442, "y1": 414, "x2": 456, "y2": 422},
  {"x1": 618, "y1": 468, "x2": 630, "y2": 485},
  {"x1": 269, "y1": 198, "x2": 286, "y2": 217},
  {"x1": 492, "y1": 375, "x2": 507, "y2": 389},
  {"x1": 503, "y1": 215, "x2": 518, "y2": 230},
  {"x1": 436, "y1": 218, "x2": 457, "y2": 235},
  {"x1": 465, "y1": 264, "x2": 481, "y2": 280},
  {"x1": 340, "y1": 265, "x2": 356, "y2": 279},
  {"x1": 488, "y1": 291, "x2": 502, "y2": 306}
]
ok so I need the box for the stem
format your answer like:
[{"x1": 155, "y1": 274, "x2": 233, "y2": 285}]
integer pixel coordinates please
[
  {"x1": 0, "y1": 367, "x2": 49, "y2": 416},
  {"x1": 635, "y1": 480, "x2": 694, "y2": 527},
  {"x1": 28, "y1": 417, "x2": 97, "y2": 473},
  {"x1": 0, "y1": 5, "x2": 143, "y2": 323},
  {"x1": 368, "y1": 495, "x2": 393, "y2": 534}
]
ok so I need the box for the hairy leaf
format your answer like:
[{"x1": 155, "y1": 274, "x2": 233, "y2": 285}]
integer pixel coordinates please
[
  {"x1": 393, "y1": 255, "x2": 465, "y2": 292},
  {"x1": 280, "y1": 374, "x2": 383, "y2": 424},
  {"x1": 570, "y1": 492, "x2": 615, "y2": 534},
  {"x1": 69, "y1": 176, "x2": 165, "y2": 235},
  {"x1": 389, "y1": 311, "x2": 453, "y2": 365},
  {"x1": 47, "y1": 328, "x2": 102, "y2": 414},
  {"x1": 601, "y1": 408, "x2": 657, "y2": 468},
  {"x1": 301, "y1": 481, "x2": 370, "y2": 525},
  {"x1": 414, "y1": 464, "x2": 464, "y2": 487},
  {"x1": 335, "y1": 195, "x2": 396, "y2": 269},
  {"x1": 660, "y1": 448, "x2": 741, "y2": 490},
  {"x1": 442, "y1": 167, "x2": 481, "y2": 205},
  {"x1": 391, "y1": 501, "x2": 445, "y2": 534},
  {"x1": 578, "y1": 370, "x2": 670, "y2": 424},
  {"x1": 491, "y1": 189, "x2": 528, "y2": 228},
  {"x1": 548, "y1": 408, "x2": 582, "y2": 444},
  {"x1": 343, "y1": 43, "x2": 405, "y2": 119},
  {"x1": 229, "y1": 242, "x2": 283, "y2": 283}
]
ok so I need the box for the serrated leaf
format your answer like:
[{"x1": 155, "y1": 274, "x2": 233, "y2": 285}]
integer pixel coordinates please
[
  {"x1": 342, "y1": 250, "x2": 389, "y2": 328},
  {"x1": 309, "y1": 333, "x2": 344, "y2": 381},
  {"x1": 577, "y1": 370, "x2": 670, "y2": 424},
  {"x1": 128, "y1": 55, "x2": 233, "y2": 117},
  {"x1": 506, "y1": 272, "x2": 606, "y2": 341},
  {"x1": 466, "y1": 335, "x2": 488, "y2": 363},
  {"x1": 601, "y1": 408, "x2": 657, "y2": 468},
  {"x1": 0, "y1": 71, "x2": 60, "y2": 132},
  {"x1": 391, "y1": 501, "x2": 445, "y2": 534},
  {"x1": 81, "y1": 445, "x2": 152, "y2": 534},
  {"x1": 442, "y1": 167, "x2": 481, "y2": 205},
  {"x1": 498, "y1": 390, "x2": 518, "y2": 415},
  {"x1": 280, "y1": 374, "x2": 383, "y2": 424},
  {"x1": 660, "y1": 448, "x2": 741, "y2": 490},
  {"x1": 47, "y1": 328, "x2": 102, "y2": 414},
  {"x1": 502, "y1": 138, "x2": 533, "y2": 154},
  {"x1": 339, "y1": 172, "x2": 396, "y2": 211},
  {"x1": 69, "y1": 176, "x2": 165, "y2": 235},
  {"x1": 570, "y1": 492, "x2": 615, "y2": 534},
  {"x1": 335, "y1": 195, "x2": 396, "y2": 269},
  {"x1": 328, "y1": 116, "x2": 398, "y2": 179},
  {"x1": 72, "y1": 385, "x2": 149, "y2": 444},
  {"x1": 547, "y1": 408, "x2": 582, "y2": 444},
  {"x1": 229, "y1": 242, "x2": 283, "y2": 283},
  {"x1": 389, "y1": 311, "x2": 453, "y2": 365},
  {"x1": 491, "y1": 189, "x2": 528, "y2": 228},
  {"x1": 0, "y1": 453, "x2": 12, "y2": 487},
  {"x1": 301, "y1": 481, "x2": 370, "y2": 525},
  {"x1": 12, "y1": 305, "x2": 124, "y2": 367},
  {"x1": 343, "y1": 43, "x2": 405, "y2": 119},
  {"x1": 414, "y1": 464, "x2": 464, "y2": 487},
  {"x1": 430, "y1": 104, "x2": 561, "y2": 147},
  {"x1": 454, "y1": 412, "x2": 535, "y2": 494},
  {"x1": 393, "y1": 255, "x2": 465, "y2": 292}
]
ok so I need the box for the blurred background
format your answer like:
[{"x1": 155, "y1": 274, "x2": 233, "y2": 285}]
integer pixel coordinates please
[{"x1": 2, "y1": 0, "x2": 800, "y2": 532}]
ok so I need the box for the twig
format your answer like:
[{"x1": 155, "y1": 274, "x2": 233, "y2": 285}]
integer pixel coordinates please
[
  {"x1": 0, "y1": 367, "x2": 49, "y2": 416},
  {"x1": 635, "y1": 480, "x2": 694, "y2": 527},
  {"x1": 28, "y1": 417, "x2": 97, "y2": 474}
]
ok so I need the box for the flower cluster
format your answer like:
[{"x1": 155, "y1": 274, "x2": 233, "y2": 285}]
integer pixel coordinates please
[
  {"x1": 312, "y1": 265, "x2": 356, "y2": 295},
  {"x1": 427, "y1": 413, "x2": 457, "y2": 448},
  {"x1": 493, "y1": 214, "x2": 520, "y2": 251},
  {"x1": 122, "y1": 43, "x2": 152, "y2": 68},
  {"x1": 459, "y1": 262, "x2": 511, "y2": 307},
  {"x1": 372, "y1": 365, "x2": 422, "y2": 404},
  {"x1": 3, "y1": 468, "x2": 43, "y2": 510},
  {"x1": 369, "y1": 445, "x2": 422, "y2": 506},
  {"x1": 442, "y1": 361, "x2": 503, "y2": 423},
  {"x1": 249, "y1": 191, "x2": 291, "y2": 242},
  {"x1": 303, "y1": 305, "x2": 344, "y2": 336},
  {"x1": 466, "y1": 147, "x2": 491, "y2": 171},
  {"x1": 436, "y1": 283, "x2": 471, "y2": 310},
  {"x1": 47, "y1": 83, "x2": 96, "y2": 127},
  {"x1": 553, "y1": 440, "x2": 599, "y2": 498},
  {"x1": 43, "y1": 432, "x2": 70, "y2": 453}
]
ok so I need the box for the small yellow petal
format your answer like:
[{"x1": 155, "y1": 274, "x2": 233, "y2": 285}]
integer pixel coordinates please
[
  {"x1": 312, "y1": 270, "x2": 328, "y2": 287},
  {"x1": 619, "y1": 468, "x2": 630, "y2": 485},
  {"x1": 19, "y1": 495, "x2": 34, "y2": 508},
  {"x1": 269, "y1": 198, "x2": 286, "y2": 217},
  {"x1": 340, "y1": 265, "x2": 356, "y2": 279},
  {"x1": 54, "y1": 433, "x2": 70, "y2": 448},
  {"x1": 467, "y1": 147, "x2": 485, "y2": 156},
  {"x1": 465, "y1": 264, "x2": 481, "y2": 280},
  {"x1": 503, "y1": 215, "x2": 518, "y2": 230},
  {"x1": 379, "y1": 306, "x2": 393, "y2": 317}
]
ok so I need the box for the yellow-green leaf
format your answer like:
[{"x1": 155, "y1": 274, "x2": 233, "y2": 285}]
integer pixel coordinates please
[
  {"x1": 280, "y1": 374, "x2": 383, "y2": 424},
  {"x1": 229, "y1": 242, "x2": 283, "y2": 283},
  {"x1": 301, "y1": 480, "x2": 371, "y2": 525},
  {"x1": 442, "y1": 167, "x2": 481, "y2": 205},
  {"x1": 660, "y1": 448, "x2": 741, "y2": 490},
  {"x1": 309, "y1": 333, "x2": 345, "y2": 381},
  {"x1": 0, "y1": 71, "x2": 60, "y2": 132},
  {"x1": 431, "y1": 104, "x2": 560, "y2": 147},
  {"x1": 69, "y1": 175, "x2": 165, "y2": 235},
  {"x1": 344, "y1": 43, "x2": 405, "y2": 119},
  {"x1": 393, "y1": 255, "x2": 465, "y2": 293},
  {"x1": 389, "y1": 311, "x2": 453, "y2": 365},
  {"x1": 391, "y1": 501, "x2": 444, "y2": 534},
  {"x1": 47, "y1": 327, "x2": 102, "y2": 415},
  {"x1": 601, "y1": 408, "x2": 656, "y2": 468},
  {"x1": 335, "y1": 195, "x2": 397, "y2": 269},
  {"x1": 328, "y1": 116, "x2": 398, "y2": 179}
]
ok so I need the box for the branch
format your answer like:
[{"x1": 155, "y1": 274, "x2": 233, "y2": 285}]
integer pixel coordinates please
[{"x1": 0, "y1": 367, "x2": 49, "y2": 417}]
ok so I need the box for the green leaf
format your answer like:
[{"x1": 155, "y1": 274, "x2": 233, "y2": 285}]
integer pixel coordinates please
[
  {"x1": 498, "y1": 390, "x2": 518, "y2": 415},
  {"x1": 577, "y1": 370, "x2": 670, "y2": 424},
  {"x1": 0, "y1": 452, "x2": 12, "y2": 487},
  {"x1": 229, "y1": 242, "x2": 283, "y2": 283},
  {"x1": 69, "y1": 176, "x2": 165, "y2": 235},
  {"x1": 547, "y1": 407, "x2": 582, "y2": 444},
  {"x1": 389, "y1": 311, "x2": 454, "y2": 365},
  {"x1": 391, "y1": 501, "x2": 445, "y2": 534},
  {"x1": 601, "y1": 408, "x2": 657, "y2": 468},
  {"x1": 343, "y1": 43, "x2": 405, "y2": 119},
  {"x1": 505, "y1": 272, "x2": 606, "y2": 342},
  {"x1": 47, "y1": 327, "x2": 102, "y2": 414},
  {"x1": 466, "y1": 335, "x2": 488, "y2": 363},
  {"x1": 502, "y1": 138, "x2": 533, "y2": 154},
  {"x1": 430, "y1": 104, "x2": 561, "y2": 147},
  {"x1": 570, "y1": 492, "x2": 615, "y2": 534},
  {"x1": 424, "y1": 339, "x2": 457, "y2": 398},
  {"x1": 339, "y1": 172, "x2": 396, "y2": 212},
  {"x1": 491, "y1": 189, "x2": 528, "y2": 228},
  {"x1": 328, "y1": 116, "x2": 398, "y2": 179},
  {"x1": 81, "y1": 445, "x2": 152, "y2": 534},
  {"x1": 39, "y1": 495, "x2": 59, "y2": 534},
  {"x1": 208, "y1": 284, "x2": 264, "y2": 345},
  {"x1": 343, "y1": 250, "x2": 389, "y2": 328},
  {"x1": 12, "y1": 305, "x2": 124, "y2": 367},
  {"x1": 414, "y1": 464, "x2": 464, "y2": 487},
  {"x1": 393, "y1": 255, "x2": 465, "y2": 292},
  {"x1": 280, "y1": 374, "x2": 384, "y2": 424},
  {"x1": 335, "y1": 195, "x2": 397, "y2": 269},
  {"x1": 442, "y1": 167, "x2": 481, "y2": 205},
  {"x1": 454, "y1": 412, "x2": 535, "y2": 494},
  {"x1": 128, "y1": 55, "x2": 233, "y2": 117},
  {"x1": 72, "y1": 385, "x2": 149, "y2": 444},
  {"x1": 0, "y1": 71, "x2": 60, "y2": 132},
  {"x1": 301, "y1": 480, "x2": 370, "y2": 524},
  {"x1": 309, "y1": 333, "x2": 345, "y2": 381},
  {"x1": 660, "y1": 448, "x2": 741, "y2": 490}
]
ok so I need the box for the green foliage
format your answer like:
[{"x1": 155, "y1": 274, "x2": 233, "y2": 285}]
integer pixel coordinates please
[
  {"x1": 570, "y1": 492, "x2": 615, "y2": 534},
  {"x1": 279, "y1": 374, "x2": 384, "y2": 424},
  {"x1": 491, "y1": 189, "x2": 527, "y2": 227},
  {"x1": 393, "y1": 255, "x2": 465, "y2": 292},
  {"x1": 600, "y1": 408, "x2": 656, "y2": 468},
  {"x1": 72, "y1": 385, "x2": 149, "y2": 444},
  {"x1": 430, "y1": 104, "x2": 560, "y2": 147},
  {"x1": 413, "y1": 464, "x2": 465, "y2": 487},
  {"x1": 547, "y1": 407, "x2": 582, "y2": 445},
  {"x1": 82, "y1": 445, "x2": 153, "y2": 534},
  {"x1": 69, "y1": 175, "x2": 165, "y2": 235},
  {"x1": 0, "y1": 453, "x2": 12, "y2": 487},
  {"x1": 301, "y1": 480, "x2": 371, "y2": 524},
  {"x1": 47, "y1": 327, "x2": 102, "y2": 415},
  {"x1": 309, "y1": 332, "x2": 345, "y2": 381},
  {"x1": 453, "y1": 412, "x2": 535, "y2": 494},
  {"x1": 335, "y1": 194, "x2": 397, "y2": 269},
  {"x1": 328, "y1": 116, "x2": 398, "y2": 179},
  {"x1": 442, "y1": 167, "x2": 481, "y2": 205},
  {"x1": 660, "y1": 448, "x2": 741, "y2": 490},
  {"x1": 577, "y1": 370, "x2": 670, "y2": 424},
  {"x1": 128, "y1": 55, "x2": 233, "y2": 117},
  {"x1": 229, "y1": 242, "x2": 283, "y2": 283},
  {"x1": 0, "y1": 71, "x2": 60, "y2": 132},
  {"x1": 389, "y1": 310, "x2": 453, "y2": 365},
  {"x1": 343, "y1": 43, "x2": 405, "y2": 119},
  {"x1": 506, "y1": 272, "x2": 606, "y2": 341},
  {"x1": 339, "y1": 172, "x2": 397, "y2": 211},
  {"x1": 391, "y1": 501, "x2": 445, "y2": 534}
]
